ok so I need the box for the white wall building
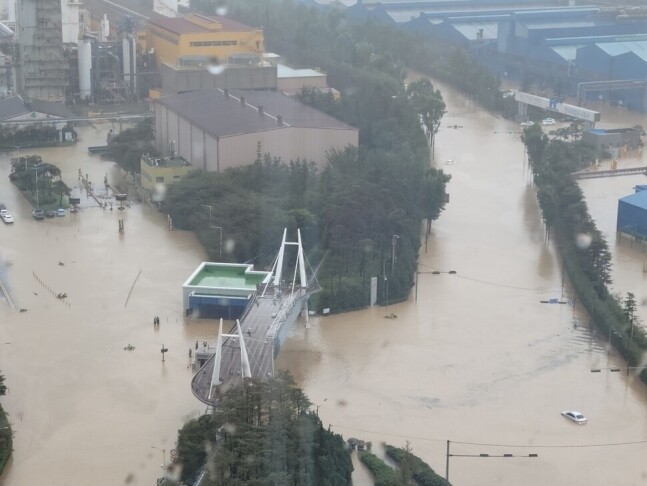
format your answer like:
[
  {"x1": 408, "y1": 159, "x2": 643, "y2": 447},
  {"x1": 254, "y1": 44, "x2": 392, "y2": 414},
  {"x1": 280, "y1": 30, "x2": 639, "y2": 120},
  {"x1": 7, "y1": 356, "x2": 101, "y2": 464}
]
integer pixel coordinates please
[{"x1": 154, "y1": 89, "x2": 358, "y2": 172}]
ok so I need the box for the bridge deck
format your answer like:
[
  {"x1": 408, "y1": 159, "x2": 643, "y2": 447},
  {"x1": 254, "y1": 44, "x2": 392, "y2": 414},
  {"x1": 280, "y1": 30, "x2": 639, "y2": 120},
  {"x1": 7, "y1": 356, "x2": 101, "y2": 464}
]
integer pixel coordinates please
[
  {"x1": 191, "y1": 289, "x2": 306, "y2": 404},
  {"x1": 572, "y1": 167, "x2": 647, "y2": 180}
]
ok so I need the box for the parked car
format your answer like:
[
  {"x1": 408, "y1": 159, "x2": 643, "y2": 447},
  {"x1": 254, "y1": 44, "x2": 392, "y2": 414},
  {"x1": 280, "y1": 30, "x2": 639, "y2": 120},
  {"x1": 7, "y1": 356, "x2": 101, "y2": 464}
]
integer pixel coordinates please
[
  {"x1": 520, "y1": 121, "x2": 535, "y2": 128},
  {"x1": 1, "y1": 213, "x2": 14, "y2": 224},
  {"x1": 45, "y1": 210, "x2": 56, "y2": 218},
  {"x1": 56, "y1": 208, "x2": 65, "y2": 217},
  {"x1": 32, "y1": 208, "x2": 45, "y2": 220},
  {"x1": 561, "y1": 411, "x2": 587, "y2": 424},
  {"x1": 542, "y1": 118, "x2": 556, "y2": 126}
]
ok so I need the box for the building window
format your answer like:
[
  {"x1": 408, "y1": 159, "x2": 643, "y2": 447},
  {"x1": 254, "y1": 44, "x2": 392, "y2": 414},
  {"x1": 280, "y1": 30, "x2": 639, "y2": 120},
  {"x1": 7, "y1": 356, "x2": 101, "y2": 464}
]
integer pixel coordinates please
[
  {"x1": 156, "y1": 176, "x2": 164, "y2": 183},
  {"x1": 189, "y1": 40, "x2": 238, "y2": 47}
]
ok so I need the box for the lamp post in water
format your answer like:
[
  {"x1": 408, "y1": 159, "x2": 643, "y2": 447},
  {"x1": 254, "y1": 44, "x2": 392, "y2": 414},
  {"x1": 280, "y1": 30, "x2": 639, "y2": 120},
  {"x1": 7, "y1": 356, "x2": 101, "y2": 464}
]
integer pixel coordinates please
[
  {"x1": 211, "y1": 225, "x2": 223, "y2": 259},
  {"x1": 30, "y1": 163, "x2": 43, "y2": 208},
  {"x1": 391, "y1": 234, "x2": 399, "y2": 275}
]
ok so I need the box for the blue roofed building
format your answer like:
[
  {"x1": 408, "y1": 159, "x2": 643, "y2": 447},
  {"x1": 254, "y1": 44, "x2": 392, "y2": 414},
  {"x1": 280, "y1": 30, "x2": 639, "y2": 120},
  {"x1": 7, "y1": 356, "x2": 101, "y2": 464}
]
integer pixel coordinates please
[
  {"x1": 617, "y1": 186, "x2": 647, "y2": 239},
  {"x1": 341, "y1": 1, "x2": 647, "y2": 111}
]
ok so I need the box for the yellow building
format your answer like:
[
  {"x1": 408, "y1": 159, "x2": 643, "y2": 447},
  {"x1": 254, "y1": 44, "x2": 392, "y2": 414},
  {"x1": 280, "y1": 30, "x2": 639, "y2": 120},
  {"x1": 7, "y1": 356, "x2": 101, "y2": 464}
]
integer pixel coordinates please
[
  {"x1": 140, "y1": 153, "x2": 194, "y2": 198},
  {"x1": 147, "y1": 13, "x2": 264, "y2": 67}
]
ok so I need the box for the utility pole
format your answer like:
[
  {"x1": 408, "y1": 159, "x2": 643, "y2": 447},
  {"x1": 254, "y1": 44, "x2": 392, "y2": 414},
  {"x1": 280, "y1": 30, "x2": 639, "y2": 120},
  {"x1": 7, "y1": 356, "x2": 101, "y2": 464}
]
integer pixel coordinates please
[
  {"x1": 446, "y1": 440, "x2": 450, "y2": 482},
  {"x1": 31, "y1": 164, "x2": 42, "y2": 208},
  {"x1": 391, "y1": 234, "x2": 399, "y2": 274}
]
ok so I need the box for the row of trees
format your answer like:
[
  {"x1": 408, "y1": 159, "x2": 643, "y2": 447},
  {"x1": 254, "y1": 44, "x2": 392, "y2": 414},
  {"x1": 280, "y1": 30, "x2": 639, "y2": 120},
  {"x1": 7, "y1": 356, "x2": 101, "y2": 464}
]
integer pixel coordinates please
[
  {"x1": 522, "y1": 125, "x2": 647, "y2": 383},
  {"x1": 359, "y1": 443, "x2": 450, "y2": 486},
  {"x1": 172, "y1": 372, "x2": 352, "y2": 485},
  {"x1": 0, "y1": 125, "x2": 63, "y2": 149},
  {"x1": 9, "y1": 155, "x2": 70, "y2": 207},
  {"x1": 0, "y1": 372, "x2": 10, "y2": 477}
]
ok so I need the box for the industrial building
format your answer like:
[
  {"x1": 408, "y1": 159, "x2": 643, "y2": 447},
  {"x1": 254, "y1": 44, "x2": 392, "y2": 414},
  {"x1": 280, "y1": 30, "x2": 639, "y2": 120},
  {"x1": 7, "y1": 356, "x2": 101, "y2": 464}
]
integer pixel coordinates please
[
  {"x1": 346, "y1": 1, "x2": 647, "y2": 111},
  {"x1": 617, "y1": 185, "x2": 647, "y2": 239},
  {"x1": 16, "y1": 0, "x2": 68, "y2": 101},
  {"x1": 582, "y1": 127, "x2": 643, "y2": 153},
  {"x1": 0, "y1": 94, "x2": 75, "y2": 123},
  {"x1": 154, "y1": 88, "x2": 358, "y2": 171},
  {"x1": 182, "y1": 262, "x2": 271, "y2": 319},
  {"x1": 146, "y1": 13, "x2": 264, "y2": 67},
  {"x1": 139, "y1": 152, "x2": 193, "y2": 196}
]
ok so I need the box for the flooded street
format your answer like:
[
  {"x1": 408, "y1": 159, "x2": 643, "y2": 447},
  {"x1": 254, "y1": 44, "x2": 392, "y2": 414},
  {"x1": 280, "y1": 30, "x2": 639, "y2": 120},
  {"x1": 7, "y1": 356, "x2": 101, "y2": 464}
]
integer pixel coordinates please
[
  {"x1": 1, "y1": 87, "x2": 647, "y2": 486},
  {"x1": 278, "y1": 81, "x2": 647, "y2": 485},
  {"x1": 0, "y1": 124, "x2": 216, "y2": 485}
]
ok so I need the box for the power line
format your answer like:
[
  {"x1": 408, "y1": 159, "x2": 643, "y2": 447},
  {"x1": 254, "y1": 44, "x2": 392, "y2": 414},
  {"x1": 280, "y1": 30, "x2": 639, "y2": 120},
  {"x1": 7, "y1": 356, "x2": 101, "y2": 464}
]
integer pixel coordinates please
[
  {"x1": 416, "y1": 263, "x2": 561, "y2": 293},
  {"x1": 329, "y1": 424, "x2": 647, "y2": 449},
  {"x1": 453, "y1": 439, "x2": 647, "y2": 449}
]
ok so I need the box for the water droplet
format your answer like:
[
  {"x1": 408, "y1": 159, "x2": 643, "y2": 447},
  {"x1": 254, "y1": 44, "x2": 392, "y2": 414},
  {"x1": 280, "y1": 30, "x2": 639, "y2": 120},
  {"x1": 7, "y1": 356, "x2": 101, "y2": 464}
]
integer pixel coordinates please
[
  {"x1": 152, "y1": 183, "x2": 167, "y2": 202},
  {"x1": 224, "y1": 238, "x2": 235, "y2": 254},
  {"x1": 575, "y1": 233, "x2": 592, "y2": 249},
  {"x1": 215, "y1": 6, "x2": 228, "y2": 16},
  {"x1": 206, "y1": 57, "x2": 226, "y2": 76}
]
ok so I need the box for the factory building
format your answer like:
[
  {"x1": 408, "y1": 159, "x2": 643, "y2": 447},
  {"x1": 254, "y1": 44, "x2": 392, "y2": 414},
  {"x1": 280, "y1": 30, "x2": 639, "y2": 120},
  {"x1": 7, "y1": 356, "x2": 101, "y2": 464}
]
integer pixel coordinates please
[
  {"x1": 617, "y1": 186, "x2": 647, "y2": 239},
  {"x1": 154, "y1": 88, "x2": 358, "y2": 172},
  {"x1": 146, "y1": 13, "x2": 264, "y2": 67},
  {"x1": 16, "y1": 0, "x2": 68, "y2": 101},
  {"x1": 347, "y1": 2, "x2": 647, "y2": 111}
]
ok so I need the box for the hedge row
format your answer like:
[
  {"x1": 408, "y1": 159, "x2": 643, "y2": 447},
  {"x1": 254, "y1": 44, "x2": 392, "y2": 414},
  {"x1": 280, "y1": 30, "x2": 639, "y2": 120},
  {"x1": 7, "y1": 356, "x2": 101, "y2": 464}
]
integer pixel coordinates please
[{"x1": 385, "y1": 445, "x2": 450, "y2": 486}]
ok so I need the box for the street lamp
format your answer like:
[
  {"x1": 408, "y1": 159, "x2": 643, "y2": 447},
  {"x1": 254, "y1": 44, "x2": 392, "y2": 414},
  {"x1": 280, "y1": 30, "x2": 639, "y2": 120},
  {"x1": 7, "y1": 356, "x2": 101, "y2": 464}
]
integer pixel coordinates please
[
  {"x1": 151, "y1": 446, "x2": 167, "y2": 480},
  {"x1": 211, "y1": 225, "x2": 223, "y2": 259},
  {"x1": 391, "y1": 234, "x2": 399, "y2": 275},
  {"x1": 30, "y1": 163, "x2": 43, "y2": 208},
  {"x1": 201, "y1": 204, "x2": 212, "y2": 226},
  {"x1": 201, "y1": 204, "x2": 223, "y2": 259},
  {"x1": 384, "y1": 275, "x2": 389, "y2": 312}
]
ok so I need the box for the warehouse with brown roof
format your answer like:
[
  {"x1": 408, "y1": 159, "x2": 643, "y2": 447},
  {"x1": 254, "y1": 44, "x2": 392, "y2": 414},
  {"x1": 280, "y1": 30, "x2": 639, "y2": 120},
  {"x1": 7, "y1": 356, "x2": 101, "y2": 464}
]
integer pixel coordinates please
[{"x1": 154, "y1": 89, "x2": 358, "y2": 171}]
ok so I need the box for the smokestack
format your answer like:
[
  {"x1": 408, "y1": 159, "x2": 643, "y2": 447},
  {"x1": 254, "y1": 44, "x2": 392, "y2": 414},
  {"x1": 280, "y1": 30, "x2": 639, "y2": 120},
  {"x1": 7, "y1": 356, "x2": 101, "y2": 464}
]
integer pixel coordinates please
[
  {"x1": 240, "y1": 96, "x2": 245, "y2": 106},
  {"x1": 277, "y1": 115, "x2": 283, "y2": 126}
]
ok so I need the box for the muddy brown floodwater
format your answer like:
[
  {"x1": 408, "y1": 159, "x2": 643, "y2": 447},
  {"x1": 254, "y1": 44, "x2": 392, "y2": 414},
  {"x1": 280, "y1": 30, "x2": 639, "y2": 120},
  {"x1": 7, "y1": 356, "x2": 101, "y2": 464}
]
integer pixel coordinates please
[
  {"x1": 1, "y1": 87, "x2": 647, "y2": 486},
  {"x1": 278, "y1": 80, "x2": 647, "y2": 485},
  {"x1": 0, "y1": 124, "x2": 217, "y2": 485}
]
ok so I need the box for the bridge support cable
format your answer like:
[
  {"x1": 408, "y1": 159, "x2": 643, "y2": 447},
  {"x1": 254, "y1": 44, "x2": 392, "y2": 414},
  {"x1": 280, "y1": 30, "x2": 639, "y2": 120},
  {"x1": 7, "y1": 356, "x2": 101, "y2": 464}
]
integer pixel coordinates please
[
  {"x1": 208, "y1": 319, "x2": 224, "y2": 399},
  {"x1": 273, "y1": 228, "x2": 288, "y2": 287},
  {"x1": 297, "y1": 229, "x2": 307, "y2": 290},
  {"x1": 237, "y1": 320, "x2": 252, "y2": 379}
]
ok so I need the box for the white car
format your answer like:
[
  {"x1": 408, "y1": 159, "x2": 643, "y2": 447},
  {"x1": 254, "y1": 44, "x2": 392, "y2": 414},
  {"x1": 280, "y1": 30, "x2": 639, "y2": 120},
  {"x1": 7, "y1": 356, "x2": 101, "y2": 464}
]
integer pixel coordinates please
[
  {"x1": 1, "y1": 213, "x2": 14, "y2": 224},
  {"x1": 542, "y1": 118, "x2": 556, "y2": 126},
  {"x1": 561, "y1": 411, "x2": 587, "y2": 424},
  {"x1": 520, "y1": 121, "x2": 535, "y2": 128}
]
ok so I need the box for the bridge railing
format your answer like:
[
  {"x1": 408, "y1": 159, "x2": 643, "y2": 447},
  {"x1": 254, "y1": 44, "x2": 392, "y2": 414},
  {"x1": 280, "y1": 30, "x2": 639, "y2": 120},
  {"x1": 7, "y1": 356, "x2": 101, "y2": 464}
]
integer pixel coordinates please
[{"x1": 266, "y1": 289, "x2": 307, "y2": 340}]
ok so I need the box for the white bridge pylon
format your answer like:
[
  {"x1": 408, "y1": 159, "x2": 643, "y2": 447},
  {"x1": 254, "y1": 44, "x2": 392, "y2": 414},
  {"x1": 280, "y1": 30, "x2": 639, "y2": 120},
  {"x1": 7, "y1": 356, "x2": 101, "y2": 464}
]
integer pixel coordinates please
[
  {"x1": 263, "y1": 228, "x2": 308, "y2": 297},
  {"x1": 209, "y1": 318, "x2": 252, "y2": 399}
]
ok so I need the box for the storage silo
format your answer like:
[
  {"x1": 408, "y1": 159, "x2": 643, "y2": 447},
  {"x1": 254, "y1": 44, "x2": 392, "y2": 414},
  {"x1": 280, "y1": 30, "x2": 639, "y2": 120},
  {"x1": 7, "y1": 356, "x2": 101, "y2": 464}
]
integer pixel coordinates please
[
  {"x1": 122, "y1": 35, "x2": 136, "y2": 92},
  {"x1": 78, "y1": 39, "x2": 92, "y2": 101}
]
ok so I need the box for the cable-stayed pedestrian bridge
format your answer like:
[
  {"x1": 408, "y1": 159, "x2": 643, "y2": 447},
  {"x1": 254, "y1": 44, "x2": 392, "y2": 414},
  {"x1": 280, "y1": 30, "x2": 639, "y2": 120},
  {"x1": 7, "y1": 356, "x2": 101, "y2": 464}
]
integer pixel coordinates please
[{"x1": 191, "y1": 229, "x2": 320, "y2": 405}]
